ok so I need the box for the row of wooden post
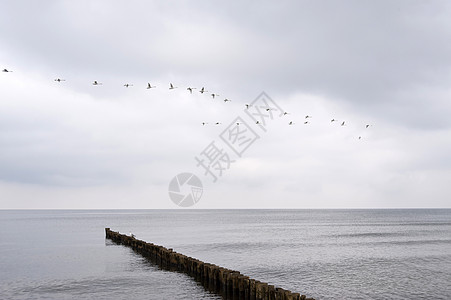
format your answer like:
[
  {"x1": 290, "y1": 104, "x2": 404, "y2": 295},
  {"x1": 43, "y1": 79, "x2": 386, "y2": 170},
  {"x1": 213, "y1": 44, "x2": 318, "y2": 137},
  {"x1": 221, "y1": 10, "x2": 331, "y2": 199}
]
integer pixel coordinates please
[{"x1": 105, "y1": 228, "x2": 314, "y2": 300}]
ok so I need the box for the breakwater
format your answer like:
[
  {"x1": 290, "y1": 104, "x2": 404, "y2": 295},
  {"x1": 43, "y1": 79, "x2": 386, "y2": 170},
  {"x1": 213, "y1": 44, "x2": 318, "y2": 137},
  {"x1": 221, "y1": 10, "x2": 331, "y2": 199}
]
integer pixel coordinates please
[{"x1": 105, "y1": 228, "x2": 314, "y2": 300}]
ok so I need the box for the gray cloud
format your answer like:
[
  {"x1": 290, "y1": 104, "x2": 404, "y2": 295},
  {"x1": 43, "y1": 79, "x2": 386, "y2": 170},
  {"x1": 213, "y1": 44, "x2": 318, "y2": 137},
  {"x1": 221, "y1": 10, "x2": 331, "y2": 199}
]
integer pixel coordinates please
[{"x1": 1, "y1": 0, "x2": 451, "y2": 208}]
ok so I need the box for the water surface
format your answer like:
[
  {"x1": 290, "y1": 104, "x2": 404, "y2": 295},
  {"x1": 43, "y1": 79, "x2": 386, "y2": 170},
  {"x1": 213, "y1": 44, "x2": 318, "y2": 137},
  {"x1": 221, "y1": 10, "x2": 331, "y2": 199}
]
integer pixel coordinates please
[{"x1": 1, "y1": 209, "x2": 450, "y2": 299}]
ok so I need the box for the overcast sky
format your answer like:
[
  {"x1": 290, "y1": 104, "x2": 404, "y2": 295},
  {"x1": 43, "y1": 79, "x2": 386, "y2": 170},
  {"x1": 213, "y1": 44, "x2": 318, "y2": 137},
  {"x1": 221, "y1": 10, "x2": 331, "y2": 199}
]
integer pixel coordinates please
[{"x1": 1, "y1": 0, "x2": 451, "y2": 208}]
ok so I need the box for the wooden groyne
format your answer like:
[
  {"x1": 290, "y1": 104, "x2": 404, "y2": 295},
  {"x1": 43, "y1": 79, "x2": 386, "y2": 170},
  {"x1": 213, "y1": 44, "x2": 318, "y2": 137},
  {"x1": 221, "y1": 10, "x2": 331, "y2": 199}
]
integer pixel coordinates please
[{"x1": 105, "y1": 228, "x2": 315, "y2": 300}]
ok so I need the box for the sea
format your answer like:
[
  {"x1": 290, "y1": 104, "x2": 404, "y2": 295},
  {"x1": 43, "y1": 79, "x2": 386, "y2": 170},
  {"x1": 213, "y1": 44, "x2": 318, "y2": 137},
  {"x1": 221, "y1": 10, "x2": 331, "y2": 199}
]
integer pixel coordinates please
[{"x1": 0, "y1": 209, "x2": 450, "y2": 300}]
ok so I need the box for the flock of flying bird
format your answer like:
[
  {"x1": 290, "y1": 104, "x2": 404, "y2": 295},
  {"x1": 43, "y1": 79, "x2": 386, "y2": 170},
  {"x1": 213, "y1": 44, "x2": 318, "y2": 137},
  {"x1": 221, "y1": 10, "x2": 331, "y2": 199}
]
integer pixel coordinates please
[{"x1": 2, "y1": 67, "x2": 372, "y2": 139}]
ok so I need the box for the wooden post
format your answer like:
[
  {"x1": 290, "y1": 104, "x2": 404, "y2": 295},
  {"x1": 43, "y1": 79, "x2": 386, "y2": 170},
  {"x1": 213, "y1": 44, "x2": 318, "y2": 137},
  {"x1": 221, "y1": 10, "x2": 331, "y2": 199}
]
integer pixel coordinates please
[{"x1": 104, "y1": 228, "x2": 314, "y2": 300}]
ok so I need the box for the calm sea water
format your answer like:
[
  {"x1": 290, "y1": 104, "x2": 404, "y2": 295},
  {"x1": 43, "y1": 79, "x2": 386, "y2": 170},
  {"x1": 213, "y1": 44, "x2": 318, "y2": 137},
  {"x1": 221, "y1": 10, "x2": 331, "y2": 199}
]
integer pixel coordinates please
[{"x1": 0, "y1": 209, "x2": 450, "y2": 299}]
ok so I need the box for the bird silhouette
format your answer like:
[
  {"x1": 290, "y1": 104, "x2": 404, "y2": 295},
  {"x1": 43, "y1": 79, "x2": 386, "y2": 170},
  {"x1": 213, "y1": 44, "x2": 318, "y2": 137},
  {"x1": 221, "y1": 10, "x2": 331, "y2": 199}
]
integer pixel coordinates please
[{"x1": 0, "y1": 65, "x2": 377, "y2": 143}]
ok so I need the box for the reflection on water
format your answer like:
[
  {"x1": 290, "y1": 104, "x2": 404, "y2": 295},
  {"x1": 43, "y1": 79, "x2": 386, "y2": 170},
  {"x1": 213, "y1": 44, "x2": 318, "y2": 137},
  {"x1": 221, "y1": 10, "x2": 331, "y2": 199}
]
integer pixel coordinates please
[{"x1": 1, "y1": 209, "x2": 450, "y2": 299}]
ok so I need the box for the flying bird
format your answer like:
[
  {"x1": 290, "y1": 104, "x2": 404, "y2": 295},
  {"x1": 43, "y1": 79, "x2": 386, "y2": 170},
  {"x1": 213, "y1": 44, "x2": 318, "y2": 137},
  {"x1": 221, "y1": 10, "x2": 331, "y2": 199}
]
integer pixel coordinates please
[
  {"x1": 256, "y1": 121, "x2": 261, "y2": 124},
  {"x1": 289, "y1": 121, "x2": 294, "y2": 125},
  {"x1": 187, "y1": 87, "x2": 196, "y2": 93},
  {"x1": 304, "y1": 121, "x2": 309, "y2": 124},
  {"x1": 199, "y1": 87, "x2": 207, "y2": 94},
  {"x1": 2, "y1": 68, "x2": 12, "y2": 72},
  {"x1": 245, "y1": 104, "x2": 251, "y2": 109},
  {"x1": 211, "y1": 93, "x2": 219, "y2": 99},
  {"x1": 92, "y1": 81, "x2": 102, "y2": 85},
  {"x1": 124, "y1": 83, "x2": 133, "y2": 87},
  {"x1": 305, "y1": 115, "x2": 311, "y2": 119},
  {"x1": 283, "y1": 112, "x2": 289, "y2": 115},
  {"x1": 202, "y1": 122, "x2": 208, "y2": 126},
  {"x1": 147, "y1": 83, "x2": 156, "y2": 89},
  {"x1": 54, "y1": 78, "x2": 65, "y2": 82},
  {"x1": 215, "y1": 122, "x2": 221, "y2": 125},
  {"x1": 366, "y1": 124, "x2": 371, "y2": 128},
  {"x1": 224, "y1": 98, "x2": 231, "y2": 102},
  {"x1": 341, "y1": 121, "x2": 346, "y2": 126},
  {"x1": 169, "y1": 83, "x2": 177, "y2": 89},
  {"x1": 331, "y1": 119, "x2": 336, "y2": 122}
]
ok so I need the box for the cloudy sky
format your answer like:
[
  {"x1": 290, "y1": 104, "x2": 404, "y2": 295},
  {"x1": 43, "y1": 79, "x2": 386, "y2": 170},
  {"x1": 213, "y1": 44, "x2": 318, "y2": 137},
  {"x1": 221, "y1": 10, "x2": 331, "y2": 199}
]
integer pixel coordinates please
[{"x1": 1, "y1": 0, "x2": 451, "y2": 209}]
